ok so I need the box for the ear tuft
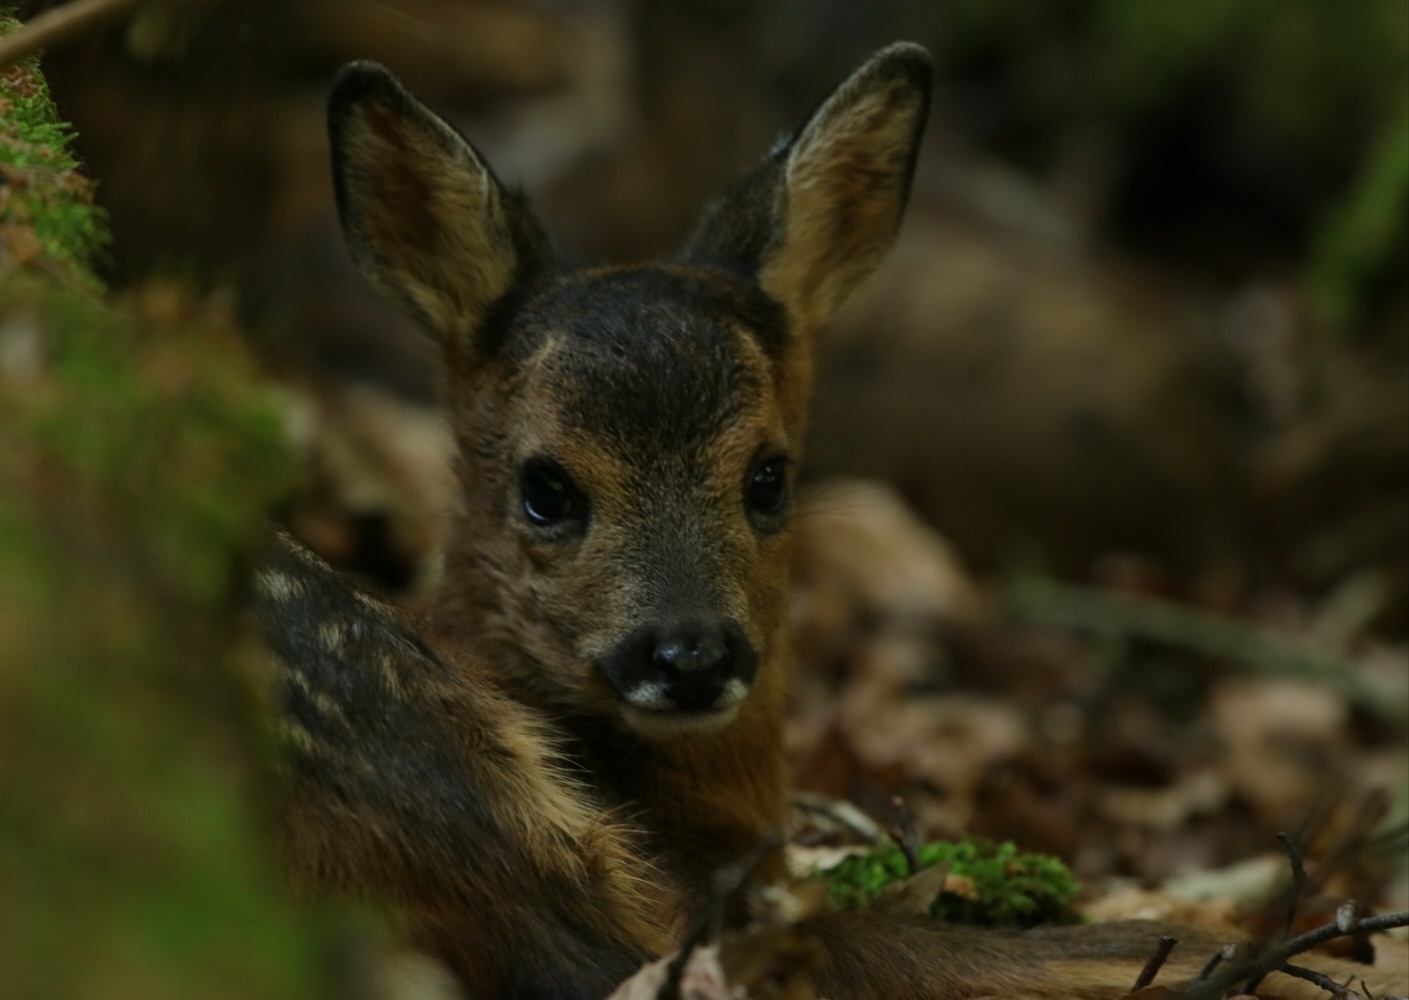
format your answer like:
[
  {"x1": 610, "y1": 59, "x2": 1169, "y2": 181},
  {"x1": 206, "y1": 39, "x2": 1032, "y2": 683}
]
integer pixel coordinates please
[
  {"x1": 328, "y1": 62, "x2": 548, "y2": 358},
  {"x1": 680, "y1": 43, "x2": 933, "y2": 336}
]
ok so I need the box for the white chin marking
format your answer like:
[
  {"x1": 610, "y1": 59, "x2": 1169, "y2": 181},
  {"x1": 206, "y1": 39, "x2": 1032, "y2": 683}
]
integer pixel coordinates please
[
  {"x1": 620, "y1": 701, "x2": 743, "y2": 740},
  {"x1": 622, "y1": 681, "x2": 673, "y2": 712}
]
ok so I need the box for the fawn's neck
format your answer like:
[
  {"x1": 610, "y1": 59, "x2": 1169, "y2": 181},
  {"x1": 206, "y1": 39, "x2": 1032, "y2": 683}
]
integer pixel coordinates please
[{"x1": 560, "y1": 653, "x2": 791, "y2": 895}]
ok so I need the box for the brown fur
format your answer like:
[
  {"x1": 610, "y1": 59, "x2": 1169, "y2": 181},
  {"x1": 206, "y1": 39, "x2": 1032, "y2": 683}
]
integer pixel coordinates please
[
  {"x1": 254, "y1": 533, "x2": 675, "y2": 996},
  {"x1": 248, "y1": 45, "x2": 1407, "y2": 1000}
]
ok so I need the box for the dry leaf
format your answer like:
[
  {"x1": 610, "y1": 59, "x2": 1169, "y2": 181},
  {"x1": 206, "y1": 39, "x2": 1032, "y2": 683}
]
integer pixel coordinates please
[
  {"x1": 606, "y1": 946, "x2": 729, "y2": 1000},
  {"x1": 873, "y1": 862, "x2": 951, "y2": 917},
  {"x1": 1212, "y1": 678, "x2": 1348, "y2": 824},
  {"x1": 1083, "y1": 887, "x2": 1238, "y2": 928},
  {"x1": 793, "y1": 477, "x2": 981, "y2": 628}
]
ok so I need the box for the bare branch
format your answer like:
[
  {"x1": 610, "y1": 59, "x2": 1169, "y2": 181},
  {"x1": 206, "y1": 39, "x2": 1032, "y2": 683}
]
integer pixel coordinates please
[
  {"x1": 1184, "y1": 910, "x2": 1409, "y2": 1000},
  {"x1": 1131, "y1": 935, "x2": 1179, "y2": 992},
  {"x1": 1278, "y1": 963, "x2": 1359, "y2": 999},
  {"x1": 1196, "y1": 944, "x2": 1237, "y2": 983},
  {"x1": 0, "y1": 0, "x2": 142, "y2": 70},
  {"x1": 888, "y1": 796, "x2": 920, "y2": 876},
  {"x1": 659, "y1": 830, "x2": 783, "y2": 1000},
  {"x1": 1277, "y1": 832, "x2": 1308, "y2": 936}
]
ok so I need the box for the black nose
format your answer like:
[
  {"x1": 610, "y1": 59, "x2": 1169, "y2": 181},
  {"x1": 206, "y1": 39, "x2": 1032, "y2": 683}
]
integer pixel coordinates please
[
  {"x1": 595, "y1": 619, "x2": 758, "y2": 713},
  {"x1": 652, "y1": 627, "x2": 730, "y2": 676},
  {"x1": 650, "y1": 621, "x2": 746, "y2": 711}
]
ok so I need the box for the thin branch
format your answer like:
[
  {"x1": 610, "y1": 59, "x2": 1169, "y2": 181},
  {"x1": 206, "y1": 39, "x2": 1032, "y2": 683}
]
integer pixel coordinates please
[
  {"x1": 1196, "y1": 944, "x2": 1237, "y2": 983},
  {"x1": 1131, "y1": 936, "x2": 1179, "y2": 992},
  {"x1": 659, "y1": 830, "x2": 783, "y2": 1000},
  {"x1": 889, "y1": 796, "x2": 920, "y2": 876},
  {"x1": 791, "y1": 792, "x2": 887, "y2": 845},
  {"x1": 1278, "y1": 963, "x2": 1359, "y2": 999},
  {"x1": 1183, "y1": 910, "x2": 1409, "y2": 1000},
  {"x1": 1278, "y1": 832, "x2": 1308, "y2": 935},
  {"x1": 0, "y1": 0, "x2": 142, "y2": 70},
  {"x1": 1246, "y1": 829, "x2": 1308, "y2": 995},
  {"x1": 1336, "y1": 900, "x2": 1363, "y2": 933}
]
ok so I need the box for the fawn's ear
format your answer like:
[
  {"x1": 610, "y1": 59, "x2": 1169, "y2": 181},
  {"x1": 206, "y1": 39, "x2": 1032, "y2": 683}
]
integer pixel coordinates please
[
  {"x1": 680, "y1": 43, "x2": 932, "y2": 334},
  {"x1": 328, "y1": 62, "x2": 549, "y2": 356}
]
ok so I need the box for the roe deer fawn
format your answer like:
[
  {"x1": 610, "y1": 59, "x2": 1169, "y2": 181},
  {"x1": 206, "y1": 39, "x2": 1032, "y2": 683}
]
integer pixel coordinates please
[{"x1": 252, "y1": 43, "x2": 1406, "y2": 1000}]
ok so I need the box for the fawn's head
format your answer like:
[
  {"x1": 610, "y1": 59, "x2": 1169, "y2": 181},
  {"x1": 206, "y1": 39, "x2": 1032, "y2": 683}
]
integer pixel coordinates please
[{"x1": 327, "y1": 46, "x2": 930, "y2": 739}]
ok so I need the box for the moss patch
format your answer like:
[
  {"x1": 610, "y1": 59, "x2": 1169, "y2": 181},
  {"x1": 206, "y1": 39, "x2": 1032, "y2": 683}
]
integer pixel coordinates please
[
  {"x1": 0, "y1": 14, "x2": 108, "y2": 288},
  {"x1": 0, "y1": 270, "x2": 323, "y2": 999},
  {"x1": 817, "y1": 838, "x2": 1081, "y2": 928}
]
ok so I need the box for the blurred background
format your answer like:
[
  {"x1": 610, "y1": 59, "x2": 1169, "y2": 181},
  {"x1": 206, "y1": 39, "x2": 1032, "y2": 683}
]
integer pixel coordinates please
[
  {"x1": 3, "y1": 1, "x2": 1407, "y2": 991},
  {"x1": 34, "y1": 0, "x2": 1408, "y2": 617}
]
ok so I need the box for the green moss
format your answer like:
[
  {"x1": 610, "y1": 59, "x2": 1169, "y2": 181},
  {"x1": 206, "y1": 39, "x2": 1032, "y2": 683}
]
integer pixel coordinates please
[
  {"x1": 0, "y1": 14, "x2": 109, "y2": 287},
  {"x1": 817, "y1": 838, "x2": 1081, "y2": 928},
  {"x1": 0, "y1": 36, "x2": 324, "y2": 985},
  {"x1": 0, "y1": 268, "x2": 322, "y2": 1000},
  {"x1": 11, "y1": 279, "x2": 290, "y2": 600}
]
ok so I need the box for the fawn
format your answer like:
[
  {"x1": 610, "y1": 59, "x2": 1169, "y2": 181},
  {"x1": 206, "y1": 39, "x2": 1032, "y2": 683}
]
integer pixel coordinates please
[{"x1": 253, "y1": 44, "x2": 1403, "y2": 1000}]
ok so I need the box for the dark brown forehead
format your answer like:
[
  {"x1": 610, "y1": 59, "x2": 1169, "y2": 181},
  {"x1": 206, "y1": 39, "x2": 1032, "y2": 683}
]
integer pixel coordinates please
[{"x1": 501, "y1": 266, "x2": 789, "y2": 452}]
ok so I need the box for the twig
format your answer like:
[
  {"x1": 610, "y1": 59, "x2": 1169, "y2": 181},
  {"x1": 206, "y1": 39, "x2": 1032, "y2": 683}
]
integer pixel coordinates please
[
  {"x1": 1278, "y1": 832, "x2": 1308, "y2": 935},
  {"x1": 1196, "y1": 944, "x2": 1237, "y2": 982},
  {"x1": 889, "y1": 796, "x2": 920, "y2": 876},
  {"x1": 1336, "y1": 900, "x2": 1363, "y2": 933},
  {"x1": 1245, "y1": 831, "x2": 1310, "y2": 994},
  {"x1": 1278, "y1": 963, "x2": 1359, "y2": 999},
  {"x1": 659, "y1": 830, "x2": 783, "y2": 1000},
  {"x1": 0, "y1": 0, "x2": 141, "y2": 70},
  {"x1": 1183, "y1": 910, "x2": 1409, "y2": 1000},
  {"x1": 790, "y1": 792, "x2": 887, "y2": 845},
  {"x1": 1131, "y1": 935, "x2": 1179, "y2": 992}
]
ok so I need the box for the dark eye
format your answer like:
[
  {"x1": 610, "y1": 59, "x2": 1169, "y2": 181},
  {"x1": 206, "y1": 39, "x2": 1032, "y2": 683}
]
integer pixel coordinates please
[
  {"x1": 745, "y1": 457, "x2": 789, "y2": 519},
  {"x1": 521, "y1": 460, "x2": 583, "y2": 528}
]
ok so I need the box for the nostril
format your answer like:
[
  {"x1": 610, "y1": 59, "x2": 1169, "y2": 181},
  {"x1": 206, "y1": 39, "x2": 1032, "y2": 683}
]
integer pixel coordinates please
[
  {"x1": 651, "y1": 627, "x2": 731, "y2": 675},
  {"x1": 652, "y1": 639, "x2": 685, "y2": 672},
  {"x1": 691, "y1": 633, "x2": 728, "y2": 672}
]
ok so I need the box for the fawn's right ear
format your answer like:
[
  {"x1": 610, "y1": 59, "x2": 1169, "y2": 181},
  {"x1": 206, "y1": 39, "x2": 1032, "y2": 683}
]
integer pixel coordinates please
[
  {"x1": 679, "y1": 43, "x2": 932, "y2": 337},
  {"x1": 328, "y1": 62, "x2": 549, "y2": 357}
]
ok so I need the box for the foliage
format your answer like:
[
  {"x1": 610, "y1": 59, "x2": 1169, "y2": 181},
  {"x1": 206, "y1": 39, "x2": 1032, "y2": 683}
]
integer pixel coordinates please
[
  {"x1": 818, "y1": 838, "x2": 1081, "y2": 928},
  {"x1": 940, "y1": 0, "x2": 1408, "y2": 334},
  {"x1": 1310, "y1": 105, "x2": 1409, "y2": 334},
  {"x1": 0, "y1": 267, "x2": 317, "y2": 999},
  {"x1": 944, "y1": 0, "x2": 1406, "y2": 152},
  {"x1": 0, "y1": 37, "x2": 323, "y2": 998},
  {"x1": 0, "y1": 14, "x2": 108, "y2": 288}
]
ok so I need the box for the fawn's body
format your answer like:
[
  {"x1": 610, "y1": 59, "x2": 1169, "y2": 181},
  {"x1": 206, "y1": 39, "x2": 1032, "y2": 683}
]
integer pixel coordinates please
[{"x1": 255, "y1": 45, "x2": 1403, "y2": 999}]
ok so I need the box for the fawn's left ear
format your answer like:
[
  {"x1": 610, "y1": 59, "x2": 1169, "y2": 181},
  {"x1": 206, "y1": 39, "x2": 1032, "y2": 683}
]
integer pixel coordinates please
[
  {"x1": 679, "y1": 43, "x2": 932, "y2": 335},
  {"x1": 328, "y1": 62, "x2": 550, "y2": 360}
]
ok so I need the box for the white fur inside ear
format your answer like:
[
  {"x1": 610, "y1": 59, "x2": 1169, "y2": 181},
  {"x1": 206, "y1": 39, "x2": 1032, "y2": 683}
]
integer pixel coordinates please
[
  {"x1": 760, "y1": 47, "x2": 930, "y2": 333},
  {"x1": 335, "y1": 83, "x2": 524, "y2": 350}
]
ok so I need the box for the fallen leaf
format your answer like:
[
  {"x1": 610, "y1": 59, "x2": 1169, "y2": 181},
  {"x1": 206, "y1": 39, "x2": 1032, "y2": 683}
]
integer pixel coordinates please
[
  {"x1": 1083, "y1": 887, "x2": 1238, "y2": 928},
  {"x1": 1212, "y1": 678, "x2": 1349, "y2": 824},
  {"x1": 872, "y1": 862, "x2": 951, "y2": 917},
  {"x1": 606, "y1": 946, "x2": 728, "y2": 1000}
]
